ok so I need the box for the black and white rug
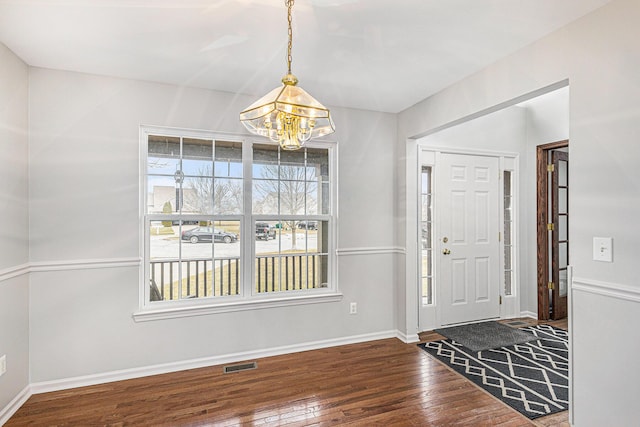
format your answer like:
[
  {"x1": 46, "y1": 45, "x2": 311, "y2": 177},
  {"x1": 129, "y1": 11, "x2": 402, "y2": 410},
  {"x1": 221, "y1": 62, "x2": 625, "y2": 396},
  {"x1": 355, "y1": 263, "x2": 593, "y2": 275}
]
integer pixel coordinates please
[{"x1": 419, "y1": 324, "x2": 569, "y2": 419}]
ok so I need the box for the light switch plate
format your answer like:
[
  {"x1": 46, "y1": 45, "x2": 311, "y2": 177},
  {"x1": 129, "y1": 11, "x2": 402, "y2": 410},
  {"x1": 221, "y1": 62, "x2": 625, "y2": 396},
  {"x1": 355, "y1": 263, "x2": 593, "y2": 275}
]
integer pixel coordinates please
[{"x1": 593, "y1": 237, "x2": 613, "y2": 262}]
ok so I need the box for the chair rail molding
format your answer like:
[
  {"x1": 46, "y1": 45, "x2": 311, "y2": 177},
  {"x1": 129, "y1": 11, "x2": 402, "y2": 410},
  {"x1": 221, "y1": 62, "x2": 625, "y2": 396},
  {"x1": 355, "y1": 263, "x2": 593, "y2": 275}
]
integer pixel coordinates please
[
  {"x1": 29, "y1": 257, "x2": 141, "y2": 273},
  {"x1": 336, "y1": 246, "x2": 405, "y2": 256},
  {"x1": 0, "y1": 263, "x2": 29, "y2": 284},
  {"x1": 572, "y1": 276, "x2": 640, "y2": 303}
]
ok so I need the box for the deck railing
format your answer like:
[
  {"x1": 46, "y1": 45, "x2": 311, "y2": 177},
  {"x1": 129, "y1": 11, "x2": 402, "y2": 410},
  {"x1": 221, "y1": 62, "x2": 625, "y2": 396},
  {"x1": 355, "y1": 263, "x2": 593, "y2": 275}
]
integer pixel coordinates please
[{"x1": 150, "y1": 254, "x2": 324, "y2": 301}]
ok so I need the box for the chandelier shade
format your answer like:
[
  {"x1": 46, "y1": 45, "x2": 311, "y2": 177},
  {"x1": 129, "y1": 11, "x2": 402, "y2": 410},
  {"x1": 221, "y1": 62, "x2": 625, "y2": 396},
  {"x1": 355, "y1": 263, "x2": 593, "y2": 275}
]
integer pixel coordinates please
[{"x1": 239, "y1": 0, "x2": 334, "y2": 150}]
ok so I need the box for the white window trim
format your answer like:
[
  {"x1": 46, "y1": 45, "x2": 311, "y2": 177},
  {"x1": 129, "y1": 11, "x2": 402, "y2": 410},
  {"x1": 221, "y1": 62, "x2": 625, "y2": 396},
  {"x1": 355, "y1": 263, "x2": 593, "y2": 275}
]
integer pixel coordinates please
[{"x1": 135, "y1": 125, "x2": 340, "y2": 322}]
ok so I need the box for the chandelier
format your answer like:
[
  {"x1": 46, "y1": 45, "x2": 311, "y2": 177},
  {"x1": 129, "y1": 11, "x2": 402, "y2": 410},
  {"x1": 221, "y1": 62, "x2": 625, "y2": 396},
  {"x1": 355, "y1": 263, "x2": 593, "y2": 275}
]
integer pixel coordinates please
[{"x1": 239, "y1": 0, "x2": 335, "y2": 150}]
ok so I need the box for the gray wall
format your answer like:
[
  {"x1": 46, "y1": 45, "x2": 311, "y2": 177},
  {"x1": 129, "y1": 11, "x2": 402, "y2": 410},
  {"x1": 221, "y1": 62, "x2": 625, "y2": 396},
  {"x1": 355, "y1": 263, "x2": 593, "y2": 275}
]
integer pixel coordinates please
[
  {"x1": 398, "y1": 0, "x2": 640, "y2": 424},
  {"x1": 0, "y1": 43, "x2": 30, "y2": 415},
  {"x1": 520, "y1": 88, "x2": 570, "y2": 314},
  {"x1": 27, "y1": 68, "x2": 398, "y2": 382}
]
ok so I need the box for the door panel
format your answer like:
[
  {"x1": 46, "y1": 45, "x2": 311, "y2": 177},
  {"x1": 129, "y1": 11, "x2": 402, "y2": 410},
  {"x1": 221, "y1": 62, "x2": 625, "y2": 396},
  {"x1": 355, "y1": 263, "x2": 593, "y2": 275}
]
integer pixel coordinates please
[
  {"x1": 475, "y1": 257, "x2": 490, "y2": 301},
  {"x1": 451, "y1": 259, "x2": 468, "y2": 304},
  {"x1": 439, "y1": 153, "x2": 500, "y2": 325}
]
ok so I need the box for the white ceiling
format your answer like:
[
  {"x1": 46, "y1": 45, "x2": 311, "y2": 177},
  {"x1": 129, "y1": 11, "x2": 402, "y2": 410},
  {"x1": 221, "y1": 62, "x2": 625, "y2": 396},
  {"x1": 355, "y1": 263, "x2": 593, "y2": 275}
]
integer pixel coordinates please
[{"x1": 0, "y1": 0, "x2": 611, "y2": 113}]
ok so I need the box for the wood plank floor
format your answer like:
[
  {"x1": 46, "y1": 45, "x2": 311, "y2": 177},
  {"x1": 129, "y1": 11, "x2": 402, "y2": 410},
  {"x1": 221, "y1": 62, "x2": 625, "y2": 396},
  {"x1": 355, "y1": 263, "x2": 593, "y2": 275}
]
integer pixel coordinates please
[{"x1": 7, "y1": 318, "x2": 568, "y2": 426}]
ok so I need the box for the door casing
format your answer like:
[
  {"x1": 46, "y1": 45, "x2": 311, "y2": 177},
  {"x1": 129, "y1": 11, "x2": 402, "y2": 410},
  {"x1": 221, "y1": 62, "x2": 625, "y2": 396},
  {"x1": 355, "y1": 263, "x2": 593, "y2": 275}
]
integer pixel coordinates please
[
  {"x1": 416, "y1": 147, "x2": 520, "y2": 331},
  {"x1": 536, "y1": 140, "x2": 569, "y2": 320}
]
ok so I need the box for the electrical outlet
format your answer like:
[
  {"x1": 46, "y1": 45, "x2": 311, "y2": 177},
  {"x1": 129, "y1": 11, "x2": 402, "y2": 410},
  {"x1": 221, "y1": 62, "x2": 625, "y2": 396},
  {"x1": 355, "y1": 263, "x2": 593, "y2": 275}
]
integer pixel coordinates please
[
  {"x1": 0, "y1": 355, "x2": 6, "y2": 377},
  {"x1": 349, "y1": 302, "x2": 357, "y2": 315}
]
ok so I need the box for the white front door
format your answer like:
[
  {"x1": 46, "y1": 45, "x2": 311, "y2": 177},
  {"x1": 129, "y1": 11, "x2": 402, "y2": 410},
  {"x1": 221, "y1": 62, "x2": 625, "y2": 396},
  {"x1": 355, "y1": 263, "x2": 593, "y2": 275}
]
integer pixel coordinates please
[{"x1": 438, "y1": 153, "x2": 500, "y2": 325}]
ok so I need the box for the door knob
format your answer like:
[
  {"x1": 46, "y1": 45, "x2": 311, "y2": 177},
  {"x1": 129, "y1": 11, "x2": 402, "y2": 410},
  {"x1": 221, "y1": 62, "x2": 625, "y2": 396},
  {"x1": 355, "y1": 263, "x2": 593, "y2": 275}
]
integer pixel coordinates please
[{"x1": 442, "y1": 248, "x2": 451, "y2": 255}]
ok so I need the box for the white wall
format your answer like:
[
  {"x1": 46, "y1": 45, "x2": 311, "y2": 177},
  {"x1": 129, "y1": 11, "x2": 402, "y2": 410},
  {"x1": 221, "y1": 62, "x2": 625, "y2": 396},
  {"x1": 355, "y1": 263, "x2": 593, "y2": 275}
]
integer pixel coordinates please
[
  {"x1": 27, "y1": 68, "x2": 398, "y2": 383},
  {"x1": 0, "y1": 43, "x2": 30, "y2": 418},
  {"x1": 520, "y1": 87, "x2": 570, "y2": 315},
  {"x1": 398, "y1": 0, "x2": 640, "y2": 424}
]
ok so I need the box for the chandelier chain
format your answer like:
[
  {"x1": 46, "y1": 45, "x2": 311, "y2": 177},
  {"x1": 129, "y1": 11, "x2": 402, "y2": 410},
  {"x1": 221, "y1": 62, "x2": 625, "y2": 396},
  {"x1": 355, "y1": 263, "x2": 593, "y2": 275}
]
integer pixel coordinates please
[{"x1": 286, "y1": 0, "x2": 293, "y2": 74}]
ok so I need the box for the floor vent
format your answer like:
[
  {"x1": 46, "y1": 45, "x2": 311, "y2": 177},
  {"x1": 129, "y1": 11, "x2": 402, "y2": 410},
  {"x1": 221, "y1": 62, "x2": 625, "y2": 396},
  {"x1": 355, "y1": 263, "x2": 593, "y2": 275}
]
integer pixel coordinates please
[{"x1": 223, "y1": 362, "x2": 257, "y2": 374}]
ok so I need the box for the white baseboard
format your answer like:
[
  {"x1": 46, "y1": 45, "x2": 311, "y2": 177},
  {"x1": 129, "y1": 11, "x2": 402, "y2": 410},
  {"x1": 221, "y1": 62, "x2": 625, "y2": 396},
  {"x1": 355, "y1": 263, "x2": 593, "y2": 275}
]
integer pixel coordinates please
[
  {"x1": 396, "y1": 330, "x2": 420, "y2": 343},
  {"x1": 519, "y1": 311, "x2": 537, "y2": 319},
  {"x1": 30, "y1": 330, "x2": 398, "y2": 395},
  {"x1": 0, "y1": 385, "x2": 31, "y2": 426}
]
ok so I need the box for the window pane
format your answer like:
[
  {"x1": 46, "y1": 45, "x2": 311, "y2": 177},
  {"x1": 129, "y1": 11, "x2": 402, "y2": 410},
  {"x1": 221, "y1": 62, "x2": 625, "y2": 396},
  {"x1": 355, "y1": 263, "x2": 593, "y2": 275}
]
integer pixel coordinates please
[
  {"x1": 421, "y1": 195, "x2": 431, "y2": 221},
  {"x1": 504, "y1": 171, "x2": 512, "y2": 196},
  {"x1": 422, "y1": 277, "x2": 432, "y2": 305},
  {"x1": 321, "y1": 182, "x2": 330, "y2": 215},
  {"x1": 149, "y1": 220, "x2": 181, "y2": 301},
  {"x1": 148, "y1": 136, "x2": 180, "y2": 176},
  {"x1": 214, "y1": 178, "x2": 243, "y2": 214},
  {"x1": 306, "y1": 181, "x2": 319, "y2": 215},
  {"x1": 559, "y1": 269, "x2": 568, "y2": 297},
  {"x1": 559, "y1": 242, "x2": 568, "y2": 268},
  {"x1": 147, "y1": 177, "x2": 181, "y2": 214},
  {"x1": 182, "y1": 138, "x2": 213, "y2": 177},
  {"x1": 306, "y1": 147, "x2": 329, "y2": 181},
  {"x1": 504, "y1": 271, "x2": 512, "y2": 296},
  {"x1": 558, "y1": 188, "x2": 568, "y2": 214},
  {"x1": 558, "y1": 160, "x2": 568, "y2": 187},
  {"x1": 252, "y1": 143, "x2": 278, "y2": 178},
  {"x1": 280, "y1": 149, "x2": 306, "y2": 180},
  {"x1": 253, "y1": 179, "x2": 279, "y2": 215},
  {"x1": 215, "y1": 140, "x2": 243, "y2": 178},
  {"x1": 279, "y1": 180, "x2": 306, "y2": 215},
  {"x1": 183, "y1": 176, "x2": 213, "y2": 215},
  {"x1": 559, "y1": 215, "x2": 568, "y2": 241},
  {"x1": 504, "y1": 245, "x2": 512, "y2": 269}
]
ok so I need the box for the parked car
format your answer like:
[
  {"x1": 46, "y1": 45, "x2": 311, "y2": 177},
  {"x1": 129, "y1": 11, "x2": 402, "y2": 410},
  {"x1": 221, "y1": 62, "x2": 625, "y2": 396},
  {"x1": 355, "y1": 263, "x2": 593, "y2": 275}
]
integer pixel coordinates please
[
  {"x1": 181, "y1": 226, "x2": 237, "y2": 244},
  {"x1": 297, "y1": 221, "x2": 318, "y2": 230},
  {"x1": 255, "y1": 222, "x2": 276, "y2": 240}
]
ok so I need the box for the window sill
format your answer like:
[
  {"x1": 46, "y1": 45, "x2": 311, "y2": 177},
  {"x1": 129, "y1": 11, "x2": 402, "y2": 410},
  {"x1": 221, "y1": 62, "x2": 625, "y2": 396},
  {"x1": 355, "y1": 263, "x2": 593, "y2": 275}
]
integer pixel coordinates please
[{"x1": 132, "y1": 292, "x2": 343, "y2": 322}]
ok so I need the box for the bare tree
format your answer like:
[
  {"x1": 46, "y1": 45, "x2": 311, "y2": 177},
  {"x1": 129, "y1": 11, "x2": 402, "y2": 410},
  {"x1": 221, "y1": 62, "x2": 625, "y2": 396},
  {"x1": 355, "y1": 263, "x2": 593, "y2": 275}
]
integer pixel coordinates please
[{"x1": 185, "y1": 165, "x2": 243, "y2": 215}]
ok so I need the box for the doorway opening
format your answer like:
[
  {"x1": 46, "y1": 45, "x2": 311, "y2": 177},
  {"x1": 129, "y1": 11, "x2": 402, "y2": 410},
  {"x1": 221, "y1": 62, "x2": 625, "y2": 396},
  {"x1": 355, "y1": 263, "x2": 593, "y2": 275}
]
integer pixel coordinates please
[{"x1": 536, "y1": 140, "x2": 569, "y2": 320}]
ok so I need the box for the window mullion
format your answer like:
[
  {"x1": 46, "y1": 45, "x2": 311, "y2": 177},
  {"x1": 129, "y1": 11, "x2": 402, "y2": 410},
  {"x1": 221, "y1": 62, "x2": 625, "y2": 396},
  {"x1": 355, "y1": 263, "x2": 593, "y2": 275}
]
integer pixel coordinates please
[{"x1": 243, "y1": 139, "x2": 254, "y2": 298}]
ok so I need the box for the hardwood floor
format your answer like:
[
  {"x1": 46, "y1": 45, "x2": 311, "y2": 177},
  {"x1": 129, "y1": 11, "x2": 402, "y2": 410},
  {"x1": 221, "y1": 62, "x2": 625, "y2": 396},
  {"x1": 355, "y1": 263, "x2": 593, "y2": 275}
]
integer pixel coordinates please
[{"x1": 7, "y1": 318, "x2": 568, "y2": 426}]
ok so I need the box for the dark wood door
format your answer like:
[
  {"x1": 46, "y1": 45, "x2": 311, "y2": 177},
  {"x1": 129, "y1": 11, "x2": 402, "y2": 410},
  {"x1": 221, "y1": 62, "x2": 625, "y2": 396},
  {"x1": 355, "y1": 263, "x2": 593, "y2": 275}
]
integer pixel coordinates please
[{"x1": 551, "y1": 150, "x2": 569, "y2": 320}]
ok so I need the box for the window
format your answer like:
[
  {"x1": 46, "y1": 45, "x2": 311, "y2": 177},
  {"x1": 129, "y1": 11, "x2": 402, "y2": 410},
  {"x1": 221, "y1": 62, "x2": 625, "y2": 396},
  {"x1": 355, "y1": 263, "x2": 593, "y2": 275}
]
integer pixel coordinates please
[
  {"x1": 141, "y1": 127, "x2": 337, "y2": 315},
  {"x1": 503, "y1": 170, "x2": 513, "y2": 296},
  {"x1": 420, "y1": 166, "x2": 433, "y2": 305}
]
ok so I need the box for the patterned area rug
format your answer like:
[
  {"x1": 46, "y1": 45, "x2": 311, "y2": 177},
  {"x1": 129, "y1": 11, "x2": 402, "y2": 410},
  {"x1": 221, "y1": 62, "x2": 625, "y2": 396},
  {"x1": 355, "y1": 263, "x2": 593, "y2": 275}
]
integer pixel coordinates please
[{"x1": 419, "y1": 325, "x2": 569, "y2": 419}]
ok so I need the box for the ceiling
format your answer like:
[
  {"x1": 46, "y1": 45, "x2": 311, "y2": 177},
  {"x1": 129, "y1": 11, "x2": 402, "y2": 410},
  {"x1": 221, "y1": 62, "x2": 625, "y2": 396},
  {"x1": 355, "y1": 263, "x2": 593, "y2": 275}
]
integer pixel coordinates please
[{"x1": 0, "y1": 0, "x2": 611, "y2": 113}]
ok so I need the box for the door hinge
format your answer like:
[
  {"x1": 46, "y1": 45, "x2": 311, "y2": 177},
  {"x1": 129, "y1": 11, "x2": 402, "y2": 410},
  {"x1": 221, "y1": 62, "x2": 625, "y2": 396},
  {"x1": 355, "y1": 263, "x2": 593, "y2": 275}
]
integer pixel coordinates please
[
  {"x1": 547, "y1": 223, "x2": 555, "y2": 231},
  {"x1": 547, "y1": 164, "x2": 555, "y2": 172},
  {"x1": 548, "y1": 281, "x2": 554, "y2": 290},
  {"x1": 499, "y1": 295, "x2": 503, "y2": 305},
  {"x1": 498, "y1": 231, "x2": 502, "y2": 242}
]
